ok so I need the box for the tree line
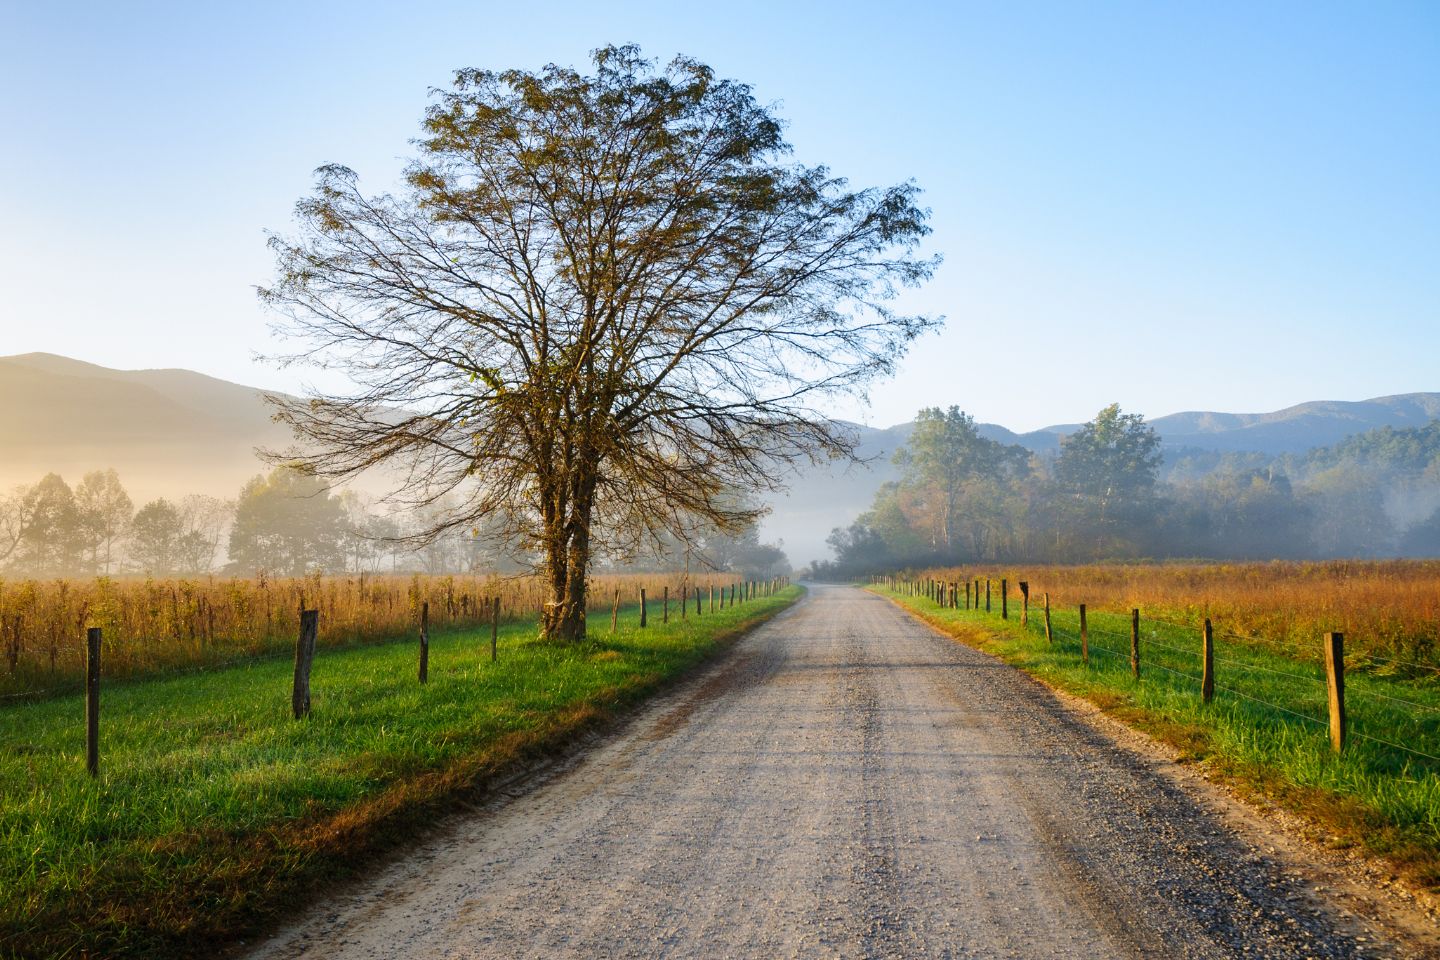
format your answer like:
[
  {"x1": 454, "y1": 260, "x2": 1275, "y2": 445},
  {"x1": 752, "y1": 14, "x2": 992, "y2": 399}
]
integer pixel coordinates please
[
  {"x1": 812, "y1": 405, "x2": 1440, "y2": 579},
  {"x1": 0, "y1": 465, "x2": 790, "y2": 580}
]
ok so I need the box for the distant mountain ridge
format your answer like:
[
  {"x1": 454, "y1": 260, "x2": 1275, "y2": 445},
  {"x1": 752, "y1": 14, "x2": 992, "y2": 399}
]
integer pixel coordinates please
[
  {"x1": 2, "y1": 352, "x2": 1436, "y2": 564},
  {"x1": 0, "y1": 352, "x2": 297, "y2": 503}
]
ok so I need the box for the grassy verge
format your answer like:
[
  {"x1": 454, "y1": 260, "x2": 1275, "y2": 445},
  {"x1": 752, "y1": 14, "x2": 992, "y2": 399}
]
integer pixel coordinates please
[
  {"x1": 871, "y1": 585, "x2": 1440, "y2": 890},
  {"x1": 1, "y1": 586, "x2": 803, "y2": 959}
]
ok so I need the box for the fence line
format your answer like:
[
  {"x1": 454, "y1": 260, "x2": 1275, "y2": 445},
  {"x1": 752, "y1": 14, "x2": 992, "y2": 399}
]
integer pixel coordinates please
[{"x1": 874, "y1": 572, "x2": 1440, "y2": 767}]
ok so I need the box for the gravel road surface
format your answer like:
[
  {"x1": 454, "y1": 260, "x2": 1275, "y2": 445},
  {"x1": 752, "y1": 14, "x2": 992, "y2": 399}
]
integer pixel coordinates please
[{"x1": 247, "y1": 584, "x2": 1435, "y2": 959}]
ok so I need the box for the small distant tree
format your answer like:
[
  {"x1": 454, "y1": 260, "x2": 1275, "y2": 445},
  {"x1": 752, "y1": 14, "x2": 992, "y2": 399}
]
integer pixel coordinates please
[
  {"x1": 11, "y1": 474, "x2": 83, "y2": 576},
  {"x1": 1053, "y1": 404, "x2": 1162, "y2": 555},
  {"x1": 128, "y1": 499, "x2": 184, "y2": 575},
  {"x1": 75, "y1": 469, "x2": 134, "y2": 575},
  {"x1": 261, "y1": 45, "x2": 937, "y2": 640},
  {"x1": 0, "y1": 484, "x2": 37, "y2": 568},
  {"x1": 176, "y1": 494, "x2": 232, "y2": 573},
  {"x1": 894, "y1": 407, "x2": 1029, "y2": 553},
  {"x1": 228, "y1": 467, "x2": 346, "y2": 575}
]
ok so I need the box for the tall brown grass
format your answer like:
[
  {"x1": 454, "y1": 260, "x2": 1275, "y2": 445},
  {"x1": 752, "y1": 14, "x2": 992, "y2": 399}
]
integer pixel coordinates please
[
  {"x1": 0, "y1": 571, "x2": 752, "y2": 697},
  {"x1": 913, "y1": 560, "x2": 1440, "y2": 669}
]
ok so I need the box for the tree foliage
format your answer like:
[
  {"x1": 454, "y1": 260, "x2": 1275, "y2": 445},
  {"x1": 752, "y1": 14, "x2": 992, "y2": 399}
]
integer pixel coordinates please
[
  {"x1": 227, "y1": 468, "x2": 346, "y2": 576},
  {"x1": 261, "y1": 45, "x2": 938, "y2": 639},
  {"x1": 75, "y1": 469, "x2": 133, "y2": 575},
  {"x1": 895, "y1": 407, "x2": 1029, "y2": 552},
  {"x1": 128, "y1": 499, "x2": 185, "y2": 575}
]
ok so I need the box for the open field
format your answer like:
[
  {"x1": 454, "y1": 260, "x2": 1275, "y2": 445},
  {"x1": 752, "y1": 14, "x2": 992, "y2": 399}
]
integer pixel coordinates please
[
  {"x1": 0, "y1": 585, "x2": 802, "y2": 959},
  {"x1": 929, "y1": 560, "x2": 1440, "y2": 669},
  {"x1": 871, "y1": 565, "x2": 1440, "y2": 889},
  {"x1": 0, "y1": 571, "x2": 757, "y2": 699}
]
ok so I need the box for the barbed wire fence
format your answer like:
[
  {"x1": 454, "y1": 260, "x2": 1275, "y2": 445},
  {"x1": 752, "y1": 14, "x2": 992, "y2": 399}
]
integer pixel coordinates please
[{"x1": 873, "y1": 573, "x2": 1440, "y2": 772}]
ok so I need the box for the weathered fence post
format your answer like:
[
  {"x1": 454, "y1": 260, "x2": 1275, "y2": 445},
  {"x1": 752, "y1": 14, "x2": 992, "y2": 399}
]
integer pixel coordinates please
[
  {"x1": 292, "y1": 609, "x2": 318, "y2": 719},
  {"x1": 1201, "y1": 618, "x2": 1214, "y2": 704},
  {"x1": 1130, "y1": 609, "x2": 1140, "y2": 679},
  {"x1": 965, "y1": 581, "x2": 971, "y2": 610},
  {"x1": 85, "y1": 627, "x2": 100, "y2": 776},
  {"x1": 640, "y1": 588, "x2": 648, "y2": 628},
  {"x1": 1001, "y1": 579, "x2": 1008, "y2": 620},
  {"x1": 418, "y1": 601, "x2": 429, "y2": 684},
  {"x1": 1324, "y1": 632, "x2": 1346, "y2": 752},
  {"x1": 1043, "y1": 593, "x2": 1052, "y2": 643},
  {"x1": 6, "y1": 614, "x2": 20, "y2": 675},
  {"x1": 663, "y1": 585, "x2": 670, "y2": 624},
  {"x1": 491, "y1": 597, "x2": 499, "y2": 662},
  {"x1": 1079, "y1": 604, "x2": 1089, "y2": 665},
  {"x1": 612, "y1": 589, "x2": 620, "y2": 632},
  {"x1": 1019, "y1": 581, "x2": 1029, "y2": 626}
]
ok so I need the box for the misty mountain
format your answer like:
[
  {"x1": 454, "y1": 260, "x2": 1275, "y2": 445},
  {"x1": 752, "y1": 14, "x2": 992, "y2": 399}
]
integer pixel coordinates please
[
  {"x1": 0, "y1": 353, "x2": 296, "y2": 504},
  {"x1": 3, "y1": 352, "x2": 1436, "y2": 566}
]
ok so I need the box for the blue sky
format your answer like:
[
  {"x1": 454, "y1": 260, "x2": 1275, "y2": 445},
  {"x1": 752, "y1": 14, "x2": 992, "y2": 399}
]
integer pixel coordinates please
[{"x1": 1, "y1": 0, "x2": 1436, "y2": 431}]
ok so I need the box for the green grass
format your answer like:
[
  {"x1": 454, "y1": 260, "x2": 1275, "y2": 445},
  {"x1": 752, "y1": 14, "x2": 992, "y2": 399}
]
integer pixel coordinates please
[
  {"x1": 0, "y1": 586, "x2": 802, "y2": 960},
  {"x1": 872, "y1": 585, "x2": 1440, "y2": 887}
]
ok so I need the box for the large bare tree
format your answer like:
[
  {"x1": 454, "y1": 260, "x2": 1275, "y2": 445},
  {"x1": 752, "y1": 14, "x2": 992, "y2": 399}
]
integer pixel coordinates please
[{"x1": 261, "y1": 45, "x2": 940, "y2": 641}]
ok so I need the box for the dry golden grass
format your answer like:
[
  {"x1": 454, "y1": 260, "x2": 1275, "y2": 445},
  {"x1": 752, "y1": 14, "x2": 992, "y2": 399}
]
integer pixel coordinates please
[
  {"x1": 0, "y1": 570, "x2": 755, "y2": 696},
  {"x1": 912, "y1": 560, "x2": 1440, "y2": 669}
]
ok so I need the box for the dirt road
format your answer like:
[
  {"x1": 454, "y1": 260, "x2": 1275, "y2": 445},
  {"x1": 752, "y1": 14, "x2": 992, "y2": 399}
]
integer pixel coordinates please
[{"x1": 248, "y1": 584, "x2": 1432, "y2": 959}]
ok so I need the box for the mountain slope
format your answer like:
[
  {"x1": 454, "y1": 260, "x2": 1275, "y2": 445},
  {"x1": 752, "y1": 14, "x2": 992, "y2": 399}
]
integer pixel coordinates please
[{"x1": 0, "y1": 353, "x2": 294, "y2": 502}]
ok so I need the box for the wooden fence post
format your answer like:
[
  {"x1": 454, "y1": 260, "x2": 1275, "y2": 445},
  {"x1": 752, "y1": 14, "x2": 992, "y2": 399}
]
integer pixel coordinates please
[
  {"x1": 1001, "y1": 579, "x2": 1008, "y2": 620},
  {"x1": 1019, "y1": 581, "x2": 1029, "y2": 625},
  {"x1": 965, "y1": 581, "x2": 971, "y2": 610},
  {"x1": 85, "y1": 627, "x2": 101, "y2": 776},
  {"x1": 1201, "y1": 618, "x2": 1214, "y2": 704},
  {"x1": 695, "y1": 586, "x2": 701, "y2": 617},
  {"x1": 1130, "y1": 609, "x2": 1140, "y2": 679},
  {"x1": 612, "y1": 589, "x2": 620, "y2": 632},
  {"x1": 491, "y1": 597, "x2": 499, "y2": 662},
  {"x1": 640, "y1": 588, "x2": 648, "y2": 628},
  {"x1": 984, "y1": 579, "x2": 991, "y2": 613},
  {"x1": 1080, "y1": 604, "x2": 1088, "y2": 665},
  {"x1": 663, "y1": 585, "x2": 670, "y2": 624},
  {"x1": 292, "y1": 609, "x2": 318, "y2": 719},
  {"x1": 418, "y1": 601, "x2": 429, "y2": 684},
  {"x1": 1324, "y1": 632, "x2": 1345, "y2": 752},
  {"x1": 1043, "y1": 593, "x2": 1052, "y2": 643}
]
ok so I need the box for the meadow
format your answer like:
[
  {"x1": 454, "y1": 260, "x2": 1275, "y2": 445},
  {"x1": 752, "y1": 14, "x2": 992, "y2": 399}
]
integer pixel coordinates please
[
  {"x1": 0, "y1": 584, "x2": 801, "y2": 959},
  {"x1": 956, "y1": 560, "x2": 1440, "y2": 669},
  {"x1": 872, "y1": 562, "x2": 1440, "y2": 888},
  {"x1": 0, "y1": 571, "x2": 757, "y2": 699}
]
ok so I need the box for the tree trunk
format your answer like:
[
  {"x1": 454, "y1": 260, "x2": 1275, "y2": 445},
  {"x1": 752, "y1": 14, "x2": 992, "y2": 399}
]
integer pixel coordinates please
[{"x1": 539, "y1": 469, "x2": 596, "y2": 643}]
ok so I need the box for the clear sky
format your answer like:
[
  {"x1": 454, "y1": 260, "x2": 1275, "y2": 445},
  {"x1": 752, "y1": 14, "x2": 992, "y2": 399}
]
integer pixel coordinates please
[{"x1": 2, "y1": 1, "x2": 1436, "y2": 432}]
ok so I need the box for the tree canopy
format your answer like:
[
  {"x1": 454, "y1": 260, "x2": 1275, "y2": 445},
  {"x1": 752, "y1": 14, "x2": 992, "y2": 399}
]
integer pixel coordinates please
[
  {"x1": 227, "y1": 468, "x2": 346, "y2": 576},
  {"x1": 261, "y1": 45, "x2": 938, "y2": 639}
]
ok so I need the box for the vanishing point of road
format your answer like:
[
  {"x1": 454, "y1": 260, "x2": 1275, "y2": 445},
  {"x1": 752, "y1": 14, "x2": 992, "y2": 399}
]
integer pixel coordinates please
[{"x1": 249, "y1": 584, "x2": 1432, "y2": 959}]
